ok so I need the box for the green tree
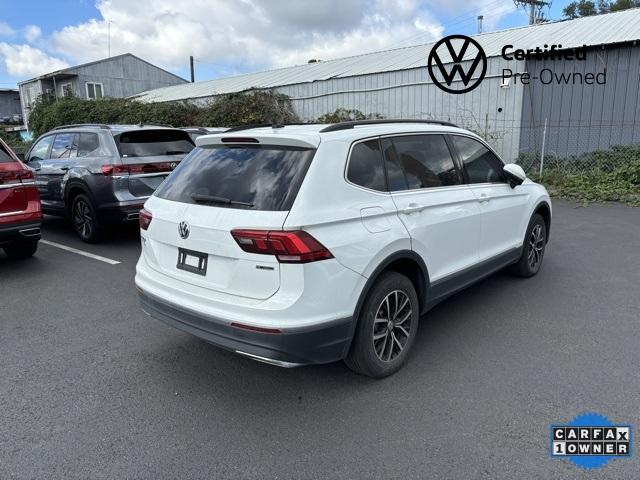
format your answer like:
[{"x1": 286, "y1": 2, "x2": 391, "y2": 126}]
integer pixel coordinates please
[
  {"x1": 563, "y1": 0, "x2": 640, "y2": 17},
  {"x1": 563, "y1": 0, "x2": 597, "y2": 18}
]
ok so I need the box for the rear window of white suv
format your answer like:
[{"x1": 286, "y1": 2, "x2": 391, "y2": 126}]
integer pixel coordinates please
[{"x1": 155, "y1": 145, "x2": 315, "y2": 211}]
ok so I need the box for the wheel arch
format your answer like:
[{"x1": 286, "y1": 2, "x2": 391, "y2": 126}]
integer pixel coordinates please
[
  {"x1": 344, "y1": 250, "x2": 430, "y2": 356},
  {"x1": 64, "y1": 180, "x2": 92, "y2": 211},
  {"x1": 533, "y1": 201, "x2": 552, "y2": 242}
]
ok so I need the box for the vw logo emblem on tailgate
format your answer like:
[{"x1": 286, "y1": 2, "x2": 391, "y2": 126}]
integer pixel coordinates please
[{"x1": 178, "y1": 221, "x2": 190, "y2": 239}]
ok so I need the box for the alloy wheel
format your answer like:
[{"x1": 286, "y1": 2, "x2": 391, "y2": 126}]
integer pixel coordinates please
[
  {"x1": 73, "y1": 199, "x2": 94, "y2": 239},
  {"x1": 372, "y1": 290, "x2": 413, "y2": 362},
  {"x1": 527, "y1": 224, "x2": 545, "y2": 271}
]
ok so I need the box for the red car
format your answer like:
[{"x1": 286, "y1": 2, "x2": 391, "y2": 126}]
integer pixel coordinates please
[{"x1": 0, "y1": 137, "x2": 42, "y2": 259}]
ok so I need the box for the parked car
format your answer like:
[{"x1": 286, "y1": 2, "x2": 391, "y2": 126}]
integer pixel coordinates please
[
  {"x1": 181, "y1": 126, "x2": 227, "y2": 142},
  {"x1": 25, "y1": 124, "x2": 195, "y2": 242},
  {"x1": 135, "y1": 120, "x2": 551, "y2": 377},
  {"x1": 0, "y1": 137, "x2": 41, "y2": 259}
]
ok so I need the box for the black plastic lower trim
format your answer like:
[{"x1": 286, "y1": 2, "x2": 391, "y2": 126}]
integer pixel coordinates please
[
  {"x1": 0, "y1": 221, "x2": 41, "y2": 245},
  {"x1": 138, "y1": 289, "x2": 353, "y2": 365},
  {"x1": 427, "y1": 246, "x2": 521, "y2": 309}
]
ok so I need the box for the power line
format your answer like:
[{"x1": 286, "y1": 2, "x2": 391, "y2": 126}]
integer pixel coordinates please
[{"x1": 513, "y1": 0, "x2": 552, "y2": 24}]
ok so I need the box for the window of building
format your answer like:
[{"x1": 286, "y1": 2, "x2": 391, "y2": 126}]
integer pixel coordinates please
[
  {"x1": 61, "y1": 83, "x2": 73, "y2": 97},
  {"x1": 85, "y1": 82, "x2": 104, "y2": 100}
]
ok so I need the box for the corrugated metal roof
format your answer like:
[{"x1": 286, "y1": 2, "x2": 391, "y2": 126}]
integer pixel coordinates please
[{"x1": 134, "y1": 8, "x2": 640, "y2": 103}]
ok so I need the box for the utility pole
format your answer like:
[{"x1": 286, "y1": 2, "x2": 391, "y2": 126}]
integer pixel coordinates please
[
  {"x1": 189, "y1": 56, "x2": 195, "y2": 83},
  {"x1": 514, "y1": 0, "x2": 551, "y2": 24},
  {"x1": 107, "y1": 20, "x2": 112, "y2": 57}
]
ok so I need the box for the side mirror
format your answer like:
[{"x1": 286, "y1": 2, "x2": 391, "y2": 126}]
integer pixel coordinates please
[{"x1": 503, "y1": 164, "x2": 526, "y2": 188}]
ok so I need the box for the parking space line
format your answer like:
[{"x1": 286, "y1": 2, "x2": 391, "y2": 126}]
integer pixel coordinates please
[{"x1": 40, "y1": 240, "x2": 121, "y2": 265}]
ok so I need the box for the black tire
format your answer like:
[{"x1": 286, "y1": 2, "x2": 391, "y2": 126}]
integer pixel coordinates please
[
  {"x1": 71, "y1": 194, "x2": 102, "y2": 243},
  {"x1": 345, "y1": 272, "x2": 419, "y2": 378},
  {"x1": 510, "y1": 213, "x2": 547, "y2": 278},
  {"x1": 3, "y1": 241, "x2": 38, "y2": 259}
]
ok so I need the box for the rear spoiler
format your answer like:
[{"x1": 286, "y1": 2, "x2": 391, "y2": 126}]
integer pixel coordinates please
[{"x1": 195, "y1": 133, "x2": 320, "y2": 149}]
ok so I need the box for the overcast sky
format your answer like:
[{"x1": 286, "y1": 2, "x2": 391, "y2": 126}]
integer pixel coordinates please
[{"x1": 0, "y1": 0, "x2": 571, "y2": 87}]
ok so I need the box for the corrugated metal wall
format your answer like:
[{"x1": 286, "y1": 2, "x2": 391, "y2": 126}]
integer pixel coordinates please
[
  {"x1": 519, "y1": 44, "x2": 640, "y2": 158},
  {"x1": 72, "y1": 55, "x2": 186, "y2": 98},
  {"x1": 195, "y1": 57, "x2": 528, "y2": 161}
]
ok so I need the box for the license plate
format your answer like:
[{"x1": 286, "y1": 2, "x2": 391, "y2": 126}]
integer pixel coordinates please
[{"x1": 176, "y1": 248, "x2": 208, "y2": 276}]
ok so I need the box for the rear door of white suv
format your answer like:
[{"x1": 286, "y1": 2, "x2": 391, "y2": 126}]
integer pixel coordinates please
[
  {"x1": 382, "y1": 133, "x2": 481, "y2": 283},
  {"x1": 449, "y1": 134, "x2": 530, "y2": 261}
]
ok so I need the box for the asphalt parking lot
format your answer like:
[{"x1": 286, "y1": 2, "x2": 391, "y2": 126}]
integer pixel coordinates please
[{"x1": 1, "y1": 200, "x2": 639, "y2": 479}]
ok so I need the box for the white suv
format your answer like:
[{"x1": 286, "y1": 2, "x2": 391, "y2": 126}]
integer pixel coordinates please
[{"x1": 135, "y1": 120, "x2": 551, "y2": 378}]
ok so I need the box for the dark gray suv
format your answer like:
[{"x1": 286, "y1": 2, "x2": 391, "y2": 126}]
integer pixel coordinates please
[{"x1": 25, "y1": 124, "x2": 194, "y2": 242}]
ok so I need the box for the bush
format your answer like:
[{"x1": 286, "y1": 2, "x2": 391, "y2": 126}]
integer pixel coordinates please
[
  {"x1": 316, "y1": 108, "x2": 383, "y2": 123},
  {"x1": 528, "y1": 146, "x2": 640, "y2": 205},
  {"x1": 27, "y1": 90, "x2": 300, "y2": 138}
]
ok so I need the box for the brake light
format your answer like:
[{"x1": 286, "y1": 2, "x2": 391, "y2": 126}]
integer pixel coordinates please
[
  {"x1": 230, "y1": 229, "x2": 333, "y2": 263},
  {"x1": 0, "y1": 169, "x2": 33, "y2": 183},
  {"x1": 101, "y1": 162, "x2": 178, "y2": 176},
  {"x1": 18, "y1": 169, "x2": 33, "y2": 180},
  {"x1": 139, "y1": 208, "x2": 152, "y2": 230},
  {"x1": 221, "y1": 137, "x2": 259, "y2": 143}
]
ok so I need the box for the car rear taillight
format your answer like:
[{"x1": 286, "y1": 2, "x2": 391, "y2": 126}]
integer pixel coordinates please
[
  {"x1": 101, "y1": 162, "x2": 178, "y2": 176},
  {"x1": 0, "y1": 169, "x2": 33, "y2": 184},
  {"x1": 230, "y1": 229, "x2": 333, "y2": 263},
  {"x1": 139, "y1": 208, "x2": 152, "y2": 230}
]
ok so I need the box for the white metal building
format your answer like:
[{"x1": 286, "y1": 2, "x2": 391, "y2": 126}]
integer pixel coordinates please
[{"x1": 133, "y1": 9, "x2": 640, "y2": 161}]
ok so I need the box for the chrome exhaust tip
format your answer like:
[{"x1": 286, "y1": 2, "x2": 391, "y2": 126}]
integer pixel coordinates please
[{"x1": 235, "y1": 350, "x2": 304, "y2": 368}]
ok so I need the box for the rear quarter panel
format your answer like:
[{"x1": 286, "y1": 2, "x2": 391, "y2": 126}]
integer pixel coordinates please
[{"x1": 284, "y1": 138, "x2": 411, "y2": 279}]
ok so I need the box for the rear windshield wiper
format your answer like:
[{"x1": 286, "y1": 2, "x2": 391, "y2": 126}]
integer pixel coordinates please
[
  {"x1": 191, "y1": 193, "x2": 254, "y2": 207},
  {"x1": 164, "y1": 150, "x2": 190, "y2": 155}
]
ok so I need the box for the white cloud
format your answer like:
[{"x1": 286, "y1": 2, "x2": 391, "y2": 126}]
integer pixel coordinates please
[
  {"x1": 48, "y1": 0, "x2": 508, "y2": 73},
  {"x1": 0, "y1": 43, "x2": 69, "y2": 78},
  {"x1": 0, "y1": 21, "x2": 15, "y2": 37},
  {"x1": 24, "y1": 25, "x2": 42, "y2": 42},
  {"x1": 0, "y1": 0, "x2": 515, "y2": 81}
]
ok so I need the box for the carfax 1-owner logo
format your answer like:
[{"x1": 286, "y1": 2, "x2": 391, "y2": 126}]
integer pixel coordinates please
[{"x1": 551, "y1": 413, "x2": 632, "y2": 469}]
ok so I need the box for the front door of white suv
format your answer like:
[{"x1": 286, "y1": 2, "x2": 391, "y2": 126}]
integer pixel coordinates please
[
  {"x1": 382, "y1": 134, "x2": 481, "y2": 283},
  {"x1": 449, "y1": 135, "x2": 530, "y2": 262}
]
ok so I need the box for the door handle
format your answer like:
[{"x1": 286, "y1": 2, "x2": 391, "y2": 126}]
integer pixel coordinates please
[
  {"x1": 33, "y1": 168, "x2": 41, "y2": 172},
  {"x1": 478, "y1": 193, "x2": 491, "y2": 203},
  {"x1": 60, "y1": 167, "x2": 69, "y2": 172},
  {"x1": 402, "y1": 203, "x2": 424, "y2": 214}
]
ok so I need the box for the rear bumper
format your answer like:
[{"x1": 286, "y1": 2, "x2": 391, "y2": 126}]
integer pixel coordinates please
[
  {"x1": 98, "y1": 199, "x2": 147, "y2": 223},
  {"x1": 0, "y1": 220, "x2": 41, "y2": 245},
  {"x1": 138, "y1": 288, "x2": 353, "y2": 366}
]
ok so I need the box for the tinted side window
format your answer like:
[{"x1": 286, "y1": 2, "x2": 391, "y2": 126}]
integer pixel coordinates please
[
  {"x1": 451, "y1": 136, "x2": 505, "y2": 183},
  {"x1": 27, "y1": 135, "x2": 54, "y2": 161},
  {"x1": 77, "y1": 133, "x2": 101, "y2": 157},
  {"x1": 0, "y1": 144, "x2": 13, "y2": 163},
  {"x1": 387, "y1": 135, "x2": 460, "y2": 189},
  {"x1": 382, "y1": 138, "x2": 409, "y2": 192},
  {"x1": 347, "y1": 139, "x2": 386, "y2": 191},
  {"x1": 51, "y1": 133, "x2": 78, "y2": 159}
]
